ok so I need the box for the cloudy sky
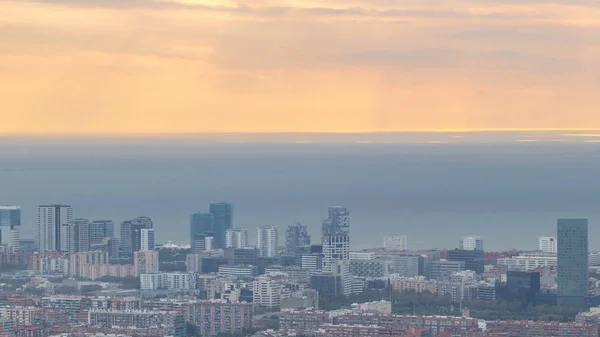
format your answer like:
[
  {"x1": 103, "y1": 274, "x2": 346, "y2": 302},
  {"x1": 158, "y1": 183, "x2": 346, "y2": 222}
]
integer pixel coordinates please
[{"x1": 1, "y1": 0, "x2": 599, "y2": 133}]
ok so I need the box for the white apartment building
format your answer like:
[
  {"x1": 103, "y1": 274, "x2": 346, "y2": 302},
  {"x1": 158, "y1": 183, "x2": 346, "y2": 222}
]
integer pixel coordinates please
[
  {"x1": 226, "y1": 228, "x2": 249, "y2": 249},
  {"x1": 38, "y1": 204, "x2": 73, "y2": 252},
  {"x1": 539, "y1": 236, "x2": 557, "y2": 253},
  {"x1": 257, "y1": 225, "x2": 279, "y2": 257},
  {"x1": 497, "y1": 253, "x2": 557, "y2": 270},
  {"x1": 0, "y1": 306, "x2": 43, "y2": 325},
  {"x1": 383, "y1": 234, "x2": 408, "y2": 251},
  {"x1": 252, "y1": 275, "x2": 292, "y2": 308},
  {"x1": 140, "y1": 272, "x2": 196, "y2": 290}
]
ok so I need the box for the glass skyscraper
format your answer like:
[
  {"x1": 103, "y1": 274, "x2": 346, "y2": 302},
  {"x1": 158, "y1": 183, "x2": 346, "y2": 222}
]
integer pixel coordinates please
[
  {"x1": 557, "y1": 218, "x2": 588, "y2": 308},
  {"x1": 0, "y1": 206, "x2": 21, "y2": 252},
  {"x1": 190, "y1": 212, "x2": 214, "y2": 246},
  {"x1": 210, "y1": 202, "x2": 233, "y2": 249}
]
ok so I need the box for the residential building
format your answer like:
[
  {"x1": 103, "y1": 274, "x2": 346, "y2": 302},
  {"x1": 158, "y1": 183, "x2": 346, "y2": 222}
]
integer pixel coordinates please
[
  {"x1": 80, "y1": 263, "x2": 136, "y2": 280},
  {"x1": 257, "y1": 225, "x2": 279, "y2": 257},
  {"x1": 210, "y1": 202, "x2": 233, "y2": 250},
  {"x1": 557, "y1": 218, "x2": 589, "y2": 308},
  {"x1": 0, "y1": 206, "x2": 21, "y2": 253},
  {"x1": 497, "y1": 252, "x2": 557, "y2": 271},
  {"x1": 539, "y1": 236, "x2": 557, "y2": 253},
  {"x1": 301, "y1": 254, "x2": 322, "y2": 271},
  {"x1": 141, "y1": 273, "x2": 196, "y2": 290},
  {"x1": 38, "y1": 204, "x2": 73, "y2": 252},
  {"x1": 225, "y1": 228, "x2": 248, "y2": 249},
  {"x1": 253, "y1": 275, "x2": 292, "y2": 308},
  {"x1": 393, "y1": 254, "x2": 427, "y2": 277},
  {"x1": 41, "y1": 295, "x2": 87, "y2": 323},
  {"x1": 68, "y1": 218, "x2": 91, "y2": 253},
  {"x1": 120, "y1": 216, "x2": 153, "y2": 258},
  {"x1": 134, "y1": 250, "x2": 159, "y2": 275},
  {"x1": 349, "y1": 258, "x2": 393, "y2": 277},
  {"x1": 69, "y1": 251, "x2": 108, "y2": 277},
  {"x1": 459, "y1": 235, "x2": 483, "y2": 251},
  {"x1": 390, "y1": 276, "x2": 438, "y2": 294},
  {"x1": 285, "y1": 222, "x2": 311, "y2": 256},
  {"x1": 184, "y1": 300, "x2": 254, "y2": 337},
  {"x1": 485, "y1": 320, "x2": 598, "y2": 337},
  {"x1": 0, "y1": 319, "x2": 15, "y2": 337},
  {"x1": 88, "y1": 309, "x2": 186, "y2": 337},
  {"x1": 383, "y1": 234, "x2": 408, "y2": 251},
  {"x1": 140, "y1": 228, "x2": 155, "y2": 251},
  {"x1": 0, "y1": 306, "x2": 42, "y2": 325},
  {"x1": 186, "y1": 254, "x2": 202, "y2": 273}
]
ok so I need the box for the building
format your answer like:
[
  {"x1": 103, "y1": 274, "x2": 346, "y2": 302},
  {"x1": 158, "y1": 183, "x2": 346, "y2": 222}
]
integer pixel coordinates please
[
  {"x1": 68, "y1": 218, "x2": 91, "y2": 253},
  {"x1": 447, "y1": 249, "x2": 484, "y2": 274},
  {"x1": 539, "y1": 236, "x2": 557, "y2": 253},
  {"x1": 349, "y1": 258, "x2": 393, "y2": 278},
  {"x1": 38, "y1": 204, "x2": 73, "y2": 252},
  {"x1": 210, "y1": 202, "x2": 233, "y2": 250},
  {"x1": 285, "y1": 222, "x2": 311, "y2": 256},
  {"x1": 69, "y1": 251, "x2": 109, "y2": 277},
  {"x1": 218, "y1": 265, "x2": 258, "y2": 277},
  {"x1": 459, "y1": 235, "x2": 483, "y2": 251},
  {"x1": 0, "y1": 306, "x2": 42, "y2": 325},
  {"x1": 321, "y1": 206, "x2": 350, "y2": 277},
  {"x1": 120, "y1": 217, "x2": 153, "y2": 258},
  {"x1": 390, "y1": 276, "x2": 437, "y2": 294},
  {"x1": 393, "y1": 254, "x2": 427, "y2": 277},
  {"x1": 310, "y1": 273, "x2": 343, "y2": 300},
  {"x1": 41, "y1": 295, "x2": 87, "y2": 323},
  {"x1": 496, "y1": 252, "x2": 557, "y2": 271},
  {"x1": 225, "y1": 228, "x2": 248, "y2": 249},
  {"x1": 278, "y1": 309, "x2": 328, "y2": 331},
  {"x1": 383, "y1": 234, "x2": 408, "y2": 251},
  {"x1": 140, "y1": 273, "x2": 196, "y2": 290},
  {"x1": 90, "y1": 220, "x2": 115, "y2": 245},
  {"x1": 257, "y1": 225, "x2": 279, "y2": 257},
  {"x1": 225, "y1": 247, "x2": 258, "y2": 266},
  {"x1": 192, "y1": 234, "x2": 214, "y2": 254},
  {"x1": 301, "y1": 254, "x2": 322, "y2": 271},
  {"x1": 557, "y1": 218, "x2": 588, "y2": 308},
  {"x1": 190, "y1": 212, "x2": 214, "y2": 247},
  {"x1": 428, "y1": 260, "x2": 465, "y2": 280},
  {"x1": 88, "y1": 309, "x2": 186, "y2": 336},
  {"x1": 0, "y1": 318, "x2": 15, "y2": 337},
  {"x1": 506, "y1": 271, "x2": 541, "y2": 305},
  {"x1": 186, "y1": 254, "x2": 202, "y2": 273},
  {"x1": 0, "y1": 205, "x2": 21, "y2": 253},
  {"x1": 119, "y1": 220, "x2": 133, "y2": 258},
  {"x1": 184, "y1": 300, "x2": 253, "y2": 337},
  {"x1": 253, "y1": 275, "x2": 292, "y2": 308},
  {"x1": 80, "y1": 263, "x2": 136, "y2": 280},
  {"x1": 134, "y1": 250, "x2": 159, "y2": 275},
  {"x1": 139, "y1": 228, "x2": 155, "y2": 251},
  {"x1": 485, "y1": 320, "x2": 598, "y2": 337}
]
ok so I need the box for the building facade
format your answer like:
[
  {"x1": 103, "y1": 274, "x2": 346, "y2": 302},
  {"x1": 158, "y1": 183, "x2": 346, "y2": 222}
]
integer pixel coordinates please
[
  {"x1": 539, "y1": 236, "x2": 557, "y2": 253},
  {"x1": 257, "y1": 225, "x2": 279, "y2": 257},
  {"x1": 557, "y1": 218, "x2": 588, "y2": 308},
  {"x1": 285, "y1": 222, "x2": 311, "y2": 256},
  {"x1": 383, "y1": 234, "x2": 408, "y2": 251},
  {"x1": 38, "y1": 204, "x2": 73, "y2": 252},
  {"x1": 134, "y1": 250, "x2": 159, "y2": 275},
  {"x1": 210, "y1": 202, "x2": 233, "y2": 250},
  {"x1": 0, "y1": 205, "x2": 21, "y2": 253},
  {"x1": 459, "y1": 235, "x2": 483, "y2": 251},
  {"x1": 225, "y1": 228, "x2": 248, "y2": 249}
]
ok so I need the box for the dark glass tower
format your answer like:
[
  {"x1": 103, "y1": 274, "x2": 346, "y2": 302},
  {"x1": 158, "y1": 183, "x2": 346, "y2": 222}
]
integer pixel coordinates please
[
  {"x1": 210, "y1": 202, "x2": 233, "y2": 249},
  {"x1": 557, "y1": 218, "x2": 588, "y2": 308},
  {"x1": 190, "y1": 212, "x2": 214, "y2": 246}
]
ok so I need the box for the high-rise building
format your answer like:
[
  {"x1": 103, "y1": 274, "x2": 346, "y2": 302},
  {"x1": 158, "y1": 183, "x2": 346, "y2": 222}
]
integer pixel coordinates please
[
  {"x1": 539, "y1": 236, "x2": 557, "y2": 254},
  {"x1": 134, "y1": 250, "x2": 159, "y2": 275},
  {"x1": 0, "y1": 206, "x2": 21, "y2": 252},
  {"x1": 192, "y1": 234, "x2": 214, "y2": 254},
  {"x1": 225, "y1": 228, "x2": 248, "y2": 249},
  {"x1": 38, "y1": 204, "x2": 73, "y2": 252},
  {"x1": 285, "y1": 222, "x2": 311, "y2": 256},
  {"x1": 459, "y1": 235, "x2": 484, "y2": 251},
  {"x1": 322, "y1": 206, "x2": 350, "y2": 273},
  {"x1": 190, "y1": 212, "x2": 214, "y2": 246},
  {"x1": 121, "y1": 216, "x2": 153, "y2": 257},
  {"x1": 448, "y1": 249, "x2": 485, "y2": 274},
  {"x1": 68, "y1": 218, "x2": 90, "y2": 253},
  {"x1": 140, "y1": 228, "x2": 155, "y2": 251},
  {"x1": 257, "y1": 225, "x2": 279, "y2": 257},
  {"x1": 90, "y1": 220, "x2": 115, "y2": 245},
  {"x1": 119, "y1": 220, "x2": 133, "y2": 257},
  {"x1": 383, "y1": 234, "x2": 408, "y2": 251},
  {"x1": 210, "y1": 202, "x2": 233, "y2": 249},
  {"x1": 557, "y1": 219, "x2": 588, "y2": 308}
]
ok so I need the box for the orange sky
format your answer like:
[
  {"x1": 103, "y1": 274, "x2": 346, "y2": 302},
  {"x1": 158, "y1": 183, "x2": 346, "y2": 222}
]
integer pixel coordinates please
[{"x1": 1, "y1": 0, "x2": 600, "y2": 134}]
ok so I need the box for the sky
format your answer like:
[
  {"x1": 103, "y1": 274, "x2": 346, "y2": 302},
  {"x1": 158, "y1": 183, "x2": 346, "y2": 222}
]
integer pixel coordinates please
[{"x1": 1, "y1": 0, "x2": 600, "y2": 134}]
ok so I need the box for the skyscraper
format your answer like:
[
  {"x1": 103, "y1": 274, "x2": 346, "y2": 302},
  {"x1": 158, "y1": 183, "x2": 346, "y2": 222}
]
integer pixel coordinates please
[
  {"x1": 190, "y1": 212, "x2": 214, "y2": 246},
  {"x1": 557, "y1": 219, "x2": 588, "y2": 308},
  {"x1": 68, "y1": 218, "x2": 91, "y2": 253},
  {"x1": 210, "y1": 202, "x2": 233, "y2": 249},
  {"x1": 0, "y1": 206, "x2": 21, "y2": 252},
  {"x1": 285, "y1": 222, "x2": 311, "y2": 256},
  {"x1": 90, "y1": 220, "x2": 115, "y2": 245},
  {"x1": 38, "y1": 204, "x2": 73, "y2": 252},
  {"x1": 120, "y1": 220, "x2": 134, "y2": 257},
  {"x1": 256, "y1": 225, "x2": 279, "y2": 257},
  {"x1": 539, "y1": 236, "x2": 557, "y2": 254},
  {"x1": 120, "y1": 216, "x2": 153, "y2": 257},
  {"x1": 226, "y1": 228, "x2": 249, "y2": 249},
  {"x1": 140, "y1": 228, "x2": 155, "y2": 251},
  {"x1": 459, "y1": 235, "x2": 484, "y2": 251},
  {"x1": 322, "y1": 206, "x2": 350, "y2": 272}
]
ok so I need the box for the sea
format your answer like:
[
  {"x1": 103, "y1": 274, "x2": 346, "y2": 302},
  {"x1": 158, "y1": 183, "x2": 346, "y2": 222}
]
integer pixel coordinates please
[{"x1": 2, "y1": 131, "x2": 600, "y2": 251}]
